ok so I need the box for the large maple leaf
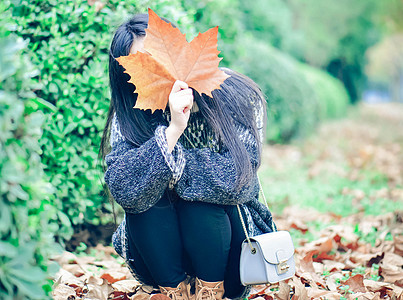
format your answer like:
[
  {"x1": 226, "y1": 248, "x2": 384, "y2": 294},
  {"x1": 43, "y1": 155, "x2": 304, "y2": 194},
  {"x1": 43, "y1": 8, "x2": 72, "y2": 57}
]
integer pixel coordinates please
[{"x1": 116, "y1": 8, "x2": 230, "y2": 113}]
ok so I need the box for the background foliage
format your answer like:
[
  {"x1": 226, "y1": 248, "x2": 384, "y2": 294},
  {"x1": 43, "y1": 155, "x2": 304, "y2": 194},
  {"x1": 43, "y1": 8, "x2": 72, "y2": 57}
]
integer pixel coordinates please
[
  {"x1": 2, "y1": 0, "x2": 401, "y2": 298},
  {"x1": 0, "y1": 3, "x2": 62, "y2": 299}
]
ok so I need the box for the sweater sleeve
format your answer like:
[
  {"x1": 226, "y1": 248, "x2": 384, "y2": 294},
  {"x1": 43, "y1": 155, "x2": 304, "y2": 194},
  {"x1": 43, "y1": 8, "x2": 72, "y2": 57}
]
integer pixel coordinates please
[{"x1": 104, "y1": 115, "x2": 185, "y2": 214}]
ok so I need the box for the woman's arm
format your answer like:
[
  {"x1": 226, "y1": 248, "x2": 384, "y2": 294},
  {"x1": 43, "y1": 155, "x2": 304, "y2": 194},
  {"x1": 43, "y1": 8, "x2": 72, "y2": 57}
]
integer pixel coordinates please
[
  {"x1": 104, "y1": 125, "x2": 175, "y2": 214},
  {"x1": 104, "y1": 80, "x2": 193, "y2": 214}
]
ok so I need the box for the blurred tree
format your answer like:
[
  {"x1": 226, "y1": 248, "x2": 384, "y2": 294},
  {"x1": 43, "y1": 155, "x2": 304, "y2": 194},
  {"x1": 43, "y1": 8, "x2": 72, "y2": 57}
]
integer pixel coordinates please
[
  {"x1": 287, "y1": 0, "x2": 383, "y2": 102},
  {"x1": 382, "y1": 0, "x2": 403, "y2": 32},
  {"x1": 365, "y1": 0, "x2": 403, "y2": 102},
  {"x1": 366, "y1": 34, "x2": 403, "y2": 102},
  {"x1": 180, "y1": 0, "x2": 350, "y2": 141}
]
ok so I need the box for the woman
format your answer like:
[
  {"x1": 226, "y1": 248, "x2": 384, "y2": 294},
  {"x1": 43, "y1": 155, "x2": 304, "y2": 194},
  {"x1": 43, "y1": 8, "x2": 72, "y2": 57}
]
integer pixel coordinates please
[{"x1": 100, "y1": 13, "x2": 276, "y2": 300}]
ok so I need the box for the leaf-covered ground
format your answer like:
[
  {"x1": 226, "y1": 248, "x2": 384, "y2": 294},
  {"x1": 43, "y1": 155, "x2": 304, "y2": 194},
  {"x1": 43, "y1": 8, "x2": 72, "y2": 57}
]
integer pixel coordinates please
[{"x1": 51, "y1": 103, "x2": 403, "y2": 300}]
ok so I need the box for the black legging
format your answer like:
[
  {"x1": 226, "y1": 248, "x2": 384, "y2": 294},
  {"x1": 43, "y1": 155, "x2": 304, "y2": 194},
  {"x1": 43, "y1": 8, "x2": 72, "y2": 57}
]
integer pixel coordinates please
[{"x1": 125, "y1": 189, "x2": 247, "y2": 298}]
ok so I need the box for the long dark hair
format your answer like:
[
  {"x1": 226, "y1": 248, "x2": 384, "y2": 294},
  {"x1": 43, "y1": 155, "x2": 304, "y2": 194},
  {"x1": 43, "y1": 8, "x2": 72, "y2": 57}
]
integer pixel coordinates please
[{"x1": 99, "y1": 14, "x2": 267, "y2": 225}]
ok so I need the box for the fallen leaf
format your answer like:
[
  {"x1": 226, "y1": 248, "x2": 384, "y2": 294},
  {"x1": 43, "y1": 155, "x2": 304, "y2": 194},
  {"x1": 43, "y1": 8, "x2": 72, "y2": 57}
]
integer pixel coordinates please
[
  {"x1": 150, "y1": 294, "x2": 170, "y2": 300},
  {"x1": 395, "y1": 278, "x2": 403, "y2": 288},
  {"x1": 275, "y1": 281, "x2": 290, "y2": 300},
  {"x1": 54, "y1": 268, "x2": 83, "y2": 287},
  {"x1": 299, "y1": 251, "x2": 316, "y2": 274},
  {"x1": 364, "y1": 279, "x2": 394, "y2": 294},
  {"x1": 52, "y1": 284, "x2": 77, "y2": 300},
  {"x1": 326, "y1": 272, "x2": 343, "y2": 291},
  {"x1": 131, "y1": 292, "x2": 152, "y2": 300},
  {"x1": 290, "y1": 220, "x2": 308, "y2": 233},
  {"x1": 84, "y1": 276, "x2": 111, "y2": 300},
  {"x1": 383, "y1": 252, "x2": 403, "y2": 267},
  {"x1": 100, "y1": 271, "x2": 127, "y2": 283},
  {"x1": 307, "y1": 288, "x2": 342, "y2": 299},
  {"x1": 347, "y1": 292, "x2": 378, "y2": 300},
  {"x1": 343, "y1": 274, "x2": 367, "y2": 293},
  {"x1": 62, "y1": 263, "x2": 85, "y2": 277},
  {"x1": 322, "y1": 260, "x2": 346, "y2": 272},
  {"x1": 112, "y1": 280, "x2": 142, "y2": 293},
  {"x1": 380, "y1": 262, "x2": 403, "y2": 283},
  {"x1": 290, "y1": 277, "x2": 308, "y2": 300},
  {"x1": 140, "y1": 285, "x2": 158, "y2": 294}
]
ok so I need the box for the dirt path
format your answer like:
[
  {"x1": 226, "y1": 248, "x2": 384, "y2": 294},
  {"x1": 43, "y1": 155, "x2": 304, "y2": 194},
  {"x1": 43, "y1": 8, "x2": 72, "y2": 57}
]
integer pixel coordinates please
[{"x1": 51, "y1": 103, "x2": 403, "y2": 300}]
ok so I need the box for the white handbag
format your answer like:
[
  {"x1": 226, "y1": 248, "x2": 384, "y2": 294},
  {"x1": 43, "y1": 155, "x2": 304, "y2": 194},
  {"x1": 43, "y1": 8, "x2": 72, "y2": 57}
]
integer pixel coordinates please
[{"x1": 237, "y1": 177, "x2": 296, "y2": 286}]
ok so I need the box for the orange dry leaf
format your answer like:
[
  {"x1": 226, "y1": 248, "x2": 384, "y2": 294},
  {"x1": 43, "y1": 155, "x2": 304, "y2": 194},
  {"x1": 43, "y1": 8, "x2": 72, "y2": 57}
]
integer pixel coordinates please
[
  {"x1": 343, "y1": 274, "x2": 367, "y2": 293},
  {"x1": 116, "y1": 8, "x2": 229, "y2": 112}
]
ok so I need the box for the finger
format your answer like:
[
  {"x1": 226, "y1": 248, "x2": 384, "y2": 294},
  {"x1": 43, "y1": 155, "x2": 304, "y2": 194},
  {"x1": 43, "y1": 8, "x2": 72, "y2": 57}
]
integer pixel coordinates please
[
  {"x1": 175, "y1": 88, "x2": 193, "y2": 97},
  {"x1": 171, "y1": 80, "x2": 188, "y2": 93},
  {"x1": 169, "y1": 93, "x2": 193, "y2": 105},
  {"x1": 170, "y1": 94, "x2": 192, "y2": 108},
  {"x1": 171, "y1": 96, "x2": 193, "y2": 110},
  {"x1": 183, "y1": 97, "x2": 194, "y2": 113},
  {"x1": 169, "y1": 92, "x2": 193, "y2": 107},
  {"x1": 183, "y1": 105, "x2": 192, "y2": 114}
]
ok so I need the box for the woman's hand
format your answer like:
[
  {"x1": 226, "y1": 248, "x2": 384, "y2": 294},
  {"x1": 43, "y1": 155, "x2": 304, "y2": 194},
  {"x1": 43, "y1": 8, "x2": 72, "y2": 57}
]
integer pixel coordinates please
[{"x1": 165, "y1": 80, "x2": 193, "y2": 153}]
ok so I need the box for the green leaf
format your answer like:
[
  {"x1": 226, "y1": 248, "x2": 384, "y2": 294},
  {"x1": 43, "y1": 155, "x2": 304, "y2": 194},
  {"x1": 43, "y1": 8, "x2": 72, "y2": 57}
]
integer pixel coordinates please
[
  {"x1": 0, "y1": 241, "x2": 17, "y2": 257},
  {"x1": 9, "y1": 276, "x2": 46, "y2": 299}
]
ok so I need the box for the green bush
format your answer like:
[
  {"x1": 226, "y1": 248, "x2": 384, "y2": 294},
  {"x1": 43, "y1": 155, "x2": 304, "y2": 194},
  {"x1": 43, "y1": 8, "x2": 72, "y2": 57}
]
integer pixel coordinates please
[
  {"x1": 230, "y1": 34, "x2": 350, "y2": 142},
  {"x1": 0, "y1": 2, "x2": 62, "y2": 299},
  {"x1": 10, "y1": 0, "x2": 193, "y2": 244},
  {"x1": 298, "y1": 63, "x2": 349, "y2": 120},
  {"x1": 233, "y1": 35, "x2": 320, "y2": 142}
]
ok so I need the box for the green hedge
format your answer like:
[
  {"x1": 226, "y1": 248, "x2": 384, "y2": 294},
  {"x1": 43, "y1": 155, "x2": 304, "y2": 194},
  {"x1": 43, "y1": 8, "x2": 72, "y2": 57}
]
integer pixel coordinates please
[
  {"x1": 0, "y1": 2, "x2": 62, "y2": 299},
  {"x1": 298, "y1": 63, "x2": 349, "y2": 120},
  {"x1": 233, "y1": 35, "x2": 318, "y2": 142},
  {"x1": 232, "y1": 34, "x2": 349, "y2": 142},
  {"x1": 10, "y1": 0, "x2": 193, "y2": 244}
]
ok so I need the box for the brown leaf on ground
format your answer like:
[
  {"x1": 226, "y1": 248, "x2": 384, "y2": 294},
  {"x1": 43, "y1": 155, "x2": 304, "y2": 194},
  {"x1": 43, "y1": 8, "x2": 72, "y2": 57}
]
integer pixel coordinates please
[
  {"x1": 101, "y1": 270, "x2": 127, "y2": 283},
  {"x1": 83, "y1": 276, "x2": 111, "y2": 299},
  {"x1": 299, "y1": 251, "x2": 316, "y2": 274},
  {"x1": 111, "y1": 280, "x2": 141, "y2": 293},
  {"x1": 290, "y1": 220, "x2": 309, "y2": 233},
  {"x1": 380, "y1": 263, "x2": 403, "y2": 283},
  {"x1": 308, "y1": 289, "x2": 342, "y2": 299},
  {"x1": 275, "y1": 281, "x2": 291, "y2": 300},
  {"x1": 347, "y1": 292, "x2": 379, "y2": 300},
  {"x1": 364, "y1": 279, "x2": 394, "y2": 296},
  {"x1": 326, "y1": 273, "x2": 343, "y2": 291},
  {"x1": 394, "y1": 235, "x2": 403, "y2": 256},
  {"x1": 343, "y1": 274, "x2": 367, "y2": 293},
  {"x1": 52, "y1": 283, "x2": 77, "y2": 300},
  {"x1": 150, "y1": 294, "x2": 171, "y2": 300},
  {"x1": 290, "y1": 277, "x2": 308, "y2": 300},
  {"x1": 131, "y1": 292, "x2": 152, "y2": 300},
  {"x1": 322, "y1": 260, "x2": 346, "y2": 272}
]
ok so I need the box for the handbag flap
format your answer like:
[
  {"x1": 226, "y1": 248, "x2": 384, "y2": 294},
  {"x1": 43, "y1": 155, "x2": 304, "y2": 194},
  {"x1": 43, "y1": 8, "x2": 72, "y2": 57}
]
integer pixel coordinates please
[{"x1": 250, "y1": 231, "x2": 295, "y2": 264}]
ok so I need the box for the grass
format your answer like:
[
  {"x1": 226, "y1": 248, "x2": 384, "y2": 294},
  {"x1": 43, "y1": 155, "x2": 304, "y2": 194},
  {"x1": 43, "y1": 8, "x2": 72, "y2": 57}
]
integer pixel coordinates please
[
  {"x1": 259, "y1": 166, "x2": 399, "y2": 217},
  {"x1": 258, "y1": 103, "x2": 403, "y2": 217}
]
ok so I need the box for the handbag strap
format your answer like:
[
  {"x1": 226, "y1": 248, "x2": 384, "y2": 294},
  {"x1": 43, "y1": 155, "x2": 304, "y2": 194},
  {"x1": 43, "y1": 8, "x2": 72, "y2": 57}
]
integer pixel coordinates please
[
  {"x1": 236, "y1": 175, "x2": 268, "y2": 254},
  {"x1": 258, "y1": 175, "x2": 270, "y2": 210},
  {"x1": 236, "y1": 205, "x2": 256, "y2": 254}
]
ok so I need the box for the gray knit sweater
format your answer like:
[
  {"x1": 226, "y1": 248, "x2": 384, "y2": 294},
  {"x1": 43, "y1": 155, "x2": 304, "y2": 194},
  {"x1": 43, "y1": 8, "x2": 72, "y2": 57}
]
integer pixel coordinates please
[{"x1": 105, "y1": 97, "x2": 276, "y2": 296}]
